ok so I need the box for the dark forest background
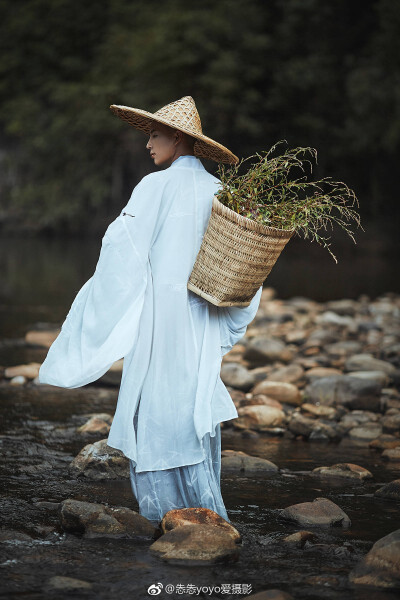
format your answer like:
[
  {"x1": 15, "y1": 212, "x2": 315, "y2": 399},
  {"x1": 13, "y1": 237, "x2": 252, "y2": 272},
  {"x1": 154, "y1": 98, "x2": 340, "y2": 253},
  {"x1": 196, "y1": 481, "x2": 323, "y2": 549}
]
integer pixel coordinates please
[{"x1": 0, "y1": 0, "x2": 399, "y2": 237}]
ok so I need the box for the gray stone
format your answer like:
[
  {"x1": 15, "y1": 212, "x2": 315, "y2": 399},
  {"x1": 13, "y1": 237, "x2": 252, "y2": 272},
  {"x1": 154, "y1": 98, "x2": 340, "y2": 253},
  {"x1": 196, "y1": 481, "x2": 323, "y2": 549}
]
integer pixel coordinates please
[
  {"x1": 344, "y1": 354, "x2": 396, "y2": 375},
  {"x1": 375, "y1": 480, "x2": 400, "y2": 501},
  {"x1": 348, "y1": 423, "x2": 383, "y2": 441},
  {"x1": 220, "y1": 362, "x2": 257, "y2": 391},
  {"x1": 304, "y1": 375, "x2": 382, "y2": 411},
  {"x1": 221, "y1": 450, "x2": 279, "y2": 474},
  {"x1": 281, "y1": 497, "x2": 351, "y2": 527},
  {"x1": 243, "y1": 337, "x2": 288, "y2": 364},
  {"x1": 69, "y1": 439, "x2": 129, "y2": 479},
  {"x1": 349, "y1": 529, "x2": 400, "y2": 589},
  {"x1": 325, "y1": 341, "x2": 363, "y2": 357}
]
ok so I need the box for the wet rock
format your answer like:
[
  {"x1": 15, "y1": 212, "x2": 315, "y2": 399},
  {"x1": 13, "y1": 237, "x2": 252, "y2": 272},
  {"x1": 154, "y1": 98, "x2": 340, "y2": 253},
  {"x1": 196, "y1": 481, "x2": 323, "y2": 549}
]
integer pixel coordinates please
[
  {"x1": 300, "y1": 403, "x2": 337, "y2": 419},
  {"x1": 221, "y1": 450, "x2": 279, "y2": 474},
  {"x1": 382, "y1": 447, "x2": 400, "y2": 462},
  {"x1": 234, "y1": 405, "x2": 286, "y2": 430},
  {"x1": 344, "y1": 354, "x2": 396, "y2": 375},
  {"x1": 381, "y1": 413, "x2": 400, "y2": 434},
  {"x1": 287, "y1": 413, "x2": 339, "y2": 441},
  {"x1": 220, "y1": 362, "x2": 257, "y2": 391},
  {"x1": 348, "y1": 423, "x2": 383, "y2": 441},
  {"x1": 347, "y1": 370, "x2": 389, "y2": 386},
  {"x1": 69, "y1": 439, "x2": 129, "y2": 479},
  {"x1": 77, "y1": 414, "x2": 113, "y2": 434},
  {"x1": 349, "y1": 528, "x2": 400, "y2": 589},
  {"x1": 304, "y1": 367, "x2": 343, "y2": 381},
  {"x1": 325, "y1": 341, "x2": 363, "y2": 357},
  {"x1": 316, "y1": 311, "x2": 356, "y2": 329},
  {"x1": 281, "y1": 497, "x2": 351, "y2": 527},
  {"x1": 252, "y1": 381, "x2": 301, "y2": 406},
  {"x1": 266, "y1": 364, "x2": 304, "y2": 384},
  {"x1": 4, "y1": 362, "x2": 41, "y2": 379},
  {"x1": 25, "y1": 330, "x2": 58, "y2": 348},
  {"x1": 242, "y1": 394, "x2": 283, "y2": 410},
  {"x1": 44, "y1": 576, "x2": 93, "y2": 591},
  {"x1": 149, "y1": 524, "x2": 240, "y2": 565},
  {"x1": 375, "y1": 480, "x2": 400, "y2": 501},
  {"x1": 160, "y1": 507, "x2": 241, "y2": 542},
  {"x1": 369, "y1": 435, "x2": 400, "y2": 450},
  {"x1": 304, "y1": 375, "x2": 382, "y2": 411},
  {"x1": 243, "y1": 337, "x2": 290, "y2": 364},
  {"x1": 60, "y1": 498, "x2": 156, "y2": 538},
  {"x1": 311, "y1": 463, "x2": 373, "y2": 481},
  {"x1": 248, "y1": 590, "x2": 294, "y2": 600},
  {"x1": 282, "y1": 530, "x2": 317, "y2": 547}
]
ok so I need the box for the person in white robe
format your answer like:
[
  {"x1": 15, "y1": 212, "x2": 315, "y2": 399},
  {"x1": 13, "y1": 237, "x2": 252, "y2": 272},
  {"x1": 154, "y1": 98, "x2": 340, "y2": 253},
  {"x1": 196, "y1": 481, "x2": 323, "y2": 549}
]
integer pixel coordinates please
[{"x1": 39, "y1": 96, "x2": 263, "y2": 525}]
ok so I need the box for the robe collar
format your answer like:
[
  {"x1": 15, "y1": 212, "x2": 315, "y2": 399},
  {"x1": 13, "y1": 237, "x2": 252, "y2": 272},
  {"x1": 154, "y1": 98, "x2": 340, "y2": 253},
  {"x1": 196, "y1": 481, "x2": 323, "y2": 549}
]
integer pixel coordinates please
[{"x1": 169, "y1": 155, "x2": 206, "y2": 170}]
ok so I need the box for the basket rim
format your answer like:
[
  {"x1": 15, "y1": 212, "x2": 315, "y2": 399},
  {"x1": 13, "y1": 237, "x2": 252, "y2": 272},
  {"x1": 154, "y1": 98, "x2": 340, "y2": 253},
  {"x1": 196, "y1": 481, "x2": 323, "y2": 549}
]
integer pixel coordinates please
[{"x1": 212, "y1": 195, "x2": 296, "y2": 237}]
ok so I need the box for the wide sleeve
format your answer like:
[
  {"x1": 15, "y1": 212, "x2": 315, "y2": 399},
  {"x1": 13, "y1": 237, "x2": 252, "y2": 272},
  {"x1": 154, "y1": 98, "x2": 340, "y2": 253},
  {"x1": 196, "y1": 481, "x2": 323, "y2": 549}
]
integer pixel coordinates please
[
  {"x1": 38, "y1": 173, "x2": 165, "y2": 388},
  {"x1": 217, "y1": 284, "x2": 263, "y2": 356}
]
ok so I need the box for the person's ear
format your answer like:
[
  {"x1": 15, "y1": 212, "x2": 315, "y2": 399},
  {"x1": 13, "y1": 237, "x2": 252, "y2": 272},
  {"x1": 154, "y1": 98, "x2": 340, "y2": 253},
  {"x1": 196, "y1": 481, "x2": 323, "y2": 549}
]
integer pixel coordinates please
[{"x1": 173, "y1": 130, "x2": 181, "y2": 146}]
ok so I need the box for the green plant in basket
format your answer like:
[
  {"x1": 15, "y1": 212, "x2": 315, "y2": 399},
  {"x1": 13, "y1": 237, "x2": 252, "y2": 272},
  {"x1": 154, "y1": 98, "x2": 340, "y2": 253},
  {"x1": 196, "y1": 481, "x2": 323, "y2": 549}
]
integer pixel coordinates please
[{"x1": 216, "y1": 140, "x2": 363, "y2": 263}]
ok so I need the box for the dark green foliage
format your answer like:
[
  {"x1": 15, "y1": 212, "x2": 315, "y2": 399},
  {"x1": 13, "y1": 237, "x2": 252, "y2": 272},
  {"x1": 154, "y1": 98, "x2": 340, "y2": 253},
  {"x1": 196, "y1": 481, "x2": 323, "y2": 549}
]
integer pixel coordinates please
[{"x1": 0, "y1": 0, "x2": 398, "y2": 234}]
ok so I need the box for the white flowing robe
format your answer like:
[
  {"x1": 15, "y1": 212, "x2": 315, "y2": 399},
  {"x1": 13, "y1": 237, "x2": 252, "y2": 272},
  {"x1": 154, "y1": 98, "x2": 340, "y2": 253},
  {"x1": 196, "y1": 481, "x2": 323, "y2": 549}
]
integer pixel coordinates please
[{"x1": 39, "y1": 155, "x2": 262, "y2": 472}]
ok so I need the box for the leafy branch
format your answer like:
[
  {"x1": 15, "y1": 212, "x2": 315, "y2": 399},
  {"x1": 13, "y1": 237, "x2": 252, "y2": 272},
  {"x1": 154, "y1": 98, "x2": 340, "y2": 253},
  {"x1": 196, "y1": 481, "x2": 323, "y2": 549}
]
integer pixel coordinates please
[{"x1": 216, "y1": 140, "x2": 363, "y2": 263}]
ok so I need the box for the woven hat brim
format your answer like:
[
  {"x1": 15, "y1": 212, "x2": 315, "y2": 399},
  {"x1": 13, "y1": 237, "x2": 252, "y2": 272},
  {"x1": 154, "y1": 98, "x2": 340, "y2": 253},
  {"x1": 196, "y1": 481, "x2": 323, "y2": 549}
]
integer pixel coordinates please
[{"x1": 110, "y1": 104, "x2": 239, "y2": 165}]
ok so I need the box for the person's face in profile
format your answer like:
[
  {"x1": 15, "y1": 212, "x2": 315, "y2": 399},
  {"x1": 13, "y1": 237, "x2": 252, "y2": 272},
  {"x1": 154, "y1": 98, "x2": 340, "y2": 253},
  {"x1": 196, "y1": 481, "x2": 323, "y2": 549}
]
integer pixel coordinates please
[{"x1": 146, "y1": 122, "x2": 179, "y2": 167}]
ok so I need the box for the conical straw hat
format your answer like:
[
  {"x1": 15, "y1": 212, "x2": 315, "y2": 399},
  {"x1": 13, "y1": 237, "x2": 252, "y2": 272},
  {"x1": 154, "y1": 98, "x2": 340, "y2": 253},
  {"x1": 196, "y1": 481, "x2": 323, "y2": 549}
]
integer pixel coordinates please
[{"x1": 110, "y1": 96, "x2": 238, "y2": 164}]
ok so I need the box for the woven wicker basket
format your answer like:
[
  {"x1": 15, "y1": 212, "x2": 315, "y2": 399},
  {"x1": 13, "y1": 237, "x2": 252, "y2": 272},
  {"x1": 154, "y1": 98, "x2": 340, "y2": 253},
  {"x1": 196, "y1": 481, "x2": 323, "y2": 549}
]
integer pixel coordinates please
[{"x1": 187, "y1": 196, "x2": 295, "y2": 307}]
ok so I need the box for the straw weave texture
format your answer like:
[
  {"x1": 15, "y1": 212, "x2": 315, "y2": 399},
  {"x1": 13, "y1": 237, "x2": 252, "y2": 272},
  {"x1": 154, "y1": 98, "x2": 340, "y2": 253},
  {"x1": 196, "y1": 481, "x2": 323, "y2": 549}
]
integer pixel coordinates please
[
  {"x1": 110, "y1": 96, "x2": 238, "y2": 164},
  {"x1": 188, "y1": 196, "x2": 294, "y2": 307}
]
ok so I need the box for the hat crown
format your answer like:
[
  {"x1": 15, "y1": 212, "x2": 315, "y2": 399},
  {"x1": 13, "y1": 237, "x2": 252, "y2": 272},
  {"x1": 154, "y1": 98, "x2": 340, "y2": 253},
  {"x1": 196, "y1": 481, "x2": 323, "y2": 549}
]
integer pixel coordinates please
[{"x1": 154, "y1": 96, "x2": 203, "y2": 136}]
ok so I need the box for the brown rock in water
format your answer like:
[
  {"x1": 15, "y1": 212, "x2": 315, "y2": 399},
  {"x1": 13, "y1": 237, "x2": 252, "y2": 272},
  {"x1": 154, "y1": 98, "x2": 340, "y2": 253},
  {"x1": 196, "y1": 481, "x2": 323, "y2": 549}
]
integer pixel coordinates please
[
  {"x1": 281, "y1": 497, "x2": 351, "y2": 527},
  {"x1": 160, "y1": 507, "x2": 241, "y2": 542},
  {"x1": 369, "y1": 435, "x2": 400, "y2": 450},
  {"x1": 149, "y1": 524, "x2": 240, "y2": 565},
  {"x1": 375, "y1": 480, "x2": 400, "y2": 501},
  {"x1": 4, "y1": 362, "x2": 41, "y2": 379},
  {"x1": 311, "y1": 463, "x2": 373, "y2": 481},
  {"x1": 60, "y1": 499, "x2": 156, "y2": 538},
  {"x1": 282, "y1": 530, "x2": 317, "y2": 547},
  {"x1": 252, "y1": 381, "x2": 301, "y2": 406},
  {"x1": 69, "y1": 439, "x2": 129, "y2": 479},
  {"x1": 381, "y1": 413, "x2": 400, "y2": 434},
  {"x1": 349, "y1": 528, "x2": 400, "y2": 589},
  {"x1": 301, "y1": 403, "x2": 337, "y2": 419},
  {"x1": 348, "y1": 423, "x2": 383, "y2": 441},
  {"x1": 382, "y1": 447, "x2": 400, "y2": 462},
  {"x1": 234, "y1": 405, "x2": 285, "y2": 431},
  {"x1": 221, "y1": 449, "x2": 279, "y2": 474},
  {"x1": 44, "y1": 576, "x2": 93, "y2": 592}
]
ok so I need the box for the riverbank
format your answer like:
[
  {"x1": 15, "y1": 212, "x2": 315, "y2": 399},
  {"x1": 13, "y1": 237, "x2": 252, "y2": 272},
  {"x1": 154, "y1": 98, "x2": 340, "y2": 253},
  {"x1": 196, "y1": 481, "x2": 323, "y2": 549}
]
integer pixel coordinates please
[{"x1": 0, "y1": 287, "x2": 400, "y2": 598}]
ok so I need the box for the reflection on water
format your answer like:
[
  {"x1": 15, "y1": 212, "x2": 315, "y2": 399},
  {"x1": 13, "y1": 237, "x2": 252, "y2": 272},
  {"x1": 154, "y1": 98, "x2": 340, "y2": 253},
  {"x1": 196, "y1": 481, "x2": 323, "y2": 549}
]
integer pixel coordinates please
[{"x1": 0, "y1": 219, "x2": 399, "y2": 339}]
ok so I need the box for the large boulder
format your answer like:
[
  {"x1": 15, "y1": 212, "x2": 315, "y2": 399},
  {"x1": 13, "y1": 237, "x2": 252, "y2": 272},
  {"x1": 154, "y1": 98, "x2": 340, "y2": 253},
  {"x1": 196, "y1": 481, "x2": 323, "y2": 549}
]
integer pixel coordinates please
[
  {"x1": 349, "y1": 529, "x2": 400, "y2": 589},
  {"x1": 280, "y1": 497, "x2": 351, "y2": 527},
  {"x1": 60, "y1": 499, "x2": 156, "y2": 538},
  {"x1": 69, "y1": 439, "x2": 129, "y2": 479},
  {"x1": 149, "y1": 524, "x2": 240, "y2": 565}
]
